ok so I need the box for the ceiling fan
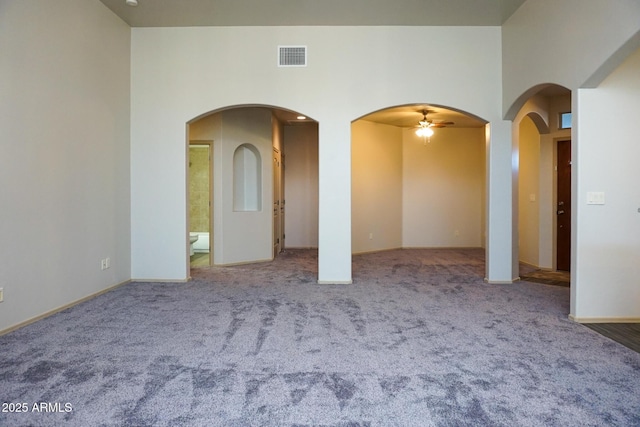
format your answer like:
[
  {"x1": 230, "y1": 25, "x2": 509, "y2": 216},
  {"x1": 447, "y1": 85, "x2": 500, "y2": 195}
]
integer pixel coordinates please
[{"x1": 414, "y1": 109, "x2": 454, "y2": 143}]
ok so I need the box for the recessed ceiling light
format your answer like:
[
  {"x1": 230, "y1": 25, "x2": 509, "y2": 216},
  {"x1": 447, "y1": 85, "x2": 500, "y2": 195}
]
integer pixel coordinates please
[
  {"x1": 126, "y1": 0, "x2": 138, "y2": 6},
  {"x1": 297, "y1": 116, "x2": 306, "y2": 120}
]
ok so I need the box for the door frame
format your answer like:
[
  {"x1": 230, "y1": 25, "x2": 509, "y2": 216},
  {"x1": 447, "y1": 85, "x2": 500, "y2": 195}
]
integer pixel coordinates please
[
  {"x1": 273, "y1": 147, "x2": 284, "y2": 257},
  {"x1": 188, "y1": 140, "x2": 214, "y2": 269}
]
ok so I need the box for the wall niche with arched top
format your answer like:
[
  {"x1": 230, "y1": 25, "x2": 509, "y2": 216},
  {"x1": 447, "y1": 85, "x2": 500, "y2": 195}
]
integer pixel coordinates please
[{"x1": 233, "y1": 143, "x2": 262, "y2": 211}]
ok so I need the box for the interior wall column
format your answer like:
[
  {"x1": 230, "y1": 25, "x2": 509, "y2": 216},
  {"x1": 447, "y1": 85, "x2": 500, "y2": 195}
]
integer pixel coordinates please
[
  {"x1": 317, "y1": 119, "x2": 352, "y2": 284},
  {"x1": 570, "y1": 90, "x2": 580, "y2": 319},
  {"x1": 485, "y1": 120, "x2": 517, "y2": 283}
]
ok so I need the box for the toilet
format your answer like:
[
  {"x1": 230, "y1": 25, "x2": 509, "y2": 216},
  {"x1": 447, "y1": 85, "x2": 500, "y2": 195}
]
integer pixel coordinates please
[{"x1": 189, "y1": 233, "x2": 199, "y2": 256}]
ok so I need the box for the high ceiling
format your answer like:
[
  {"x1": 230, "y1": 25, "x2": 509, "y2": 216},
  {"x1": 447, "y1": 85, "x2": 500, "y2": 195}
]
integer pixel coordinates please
[
  {"x1": 101, "y1": 0, "x2": 530, "y2": 128},
  {"x1": 360, "y1": 105, "x2": 487, "y2": 129},
  {"x1": 99, "y1": 0, "x2": 526, "y2": 28}
]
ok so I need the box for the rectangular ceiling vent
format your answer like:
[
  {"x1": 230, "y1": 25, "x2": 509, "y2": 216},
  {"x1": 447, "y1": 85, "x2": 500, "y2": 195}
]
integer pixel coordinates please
[{"x1": 278, "y1": 46, "x2": 307, "y2": 67}]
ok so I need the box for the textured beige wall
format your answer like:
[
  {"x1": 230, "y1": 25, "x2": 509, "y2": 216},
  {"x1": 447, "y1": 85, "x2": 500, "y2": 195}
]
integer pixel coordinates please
[
  {"x1": 351, "y1": 122, "x2": 485, "y2": 252},
  {"x1": 402, "y1": 127, "x2": 485, "y2": 248},
  {"x1": 518, "y1": 116, "x2": 540, "y2": 266},
  {"x1": 189, "y1": 146, "x2": 210, "y2": 232},
  {"x1": 284, "y1": 124, "x2": 319, "y2": 248},
  {"x1": 130, "y1": 25, "x2": 506, "y2": 283},
  {"x1": 0, "y1": 0, "x2": 131, "y2": 331},
  {"x1": 351, "y1": 121, "x2": 403, "y2": 254},
  {"x1": 573, "y1": 46, "x2": 640, "y2": 319}
]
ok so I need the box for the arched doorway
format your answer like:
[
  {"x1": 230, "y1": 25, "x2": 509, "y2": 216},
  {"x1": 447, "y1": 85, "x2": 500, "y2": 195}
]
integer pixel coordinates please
[
  {"x1": 186, "y1": 105, "x2": 318, "y2": 271},
  {"x1": 513, "y1": 85, "x2": 572, "y2": 282},
  {"x1": 350, "y1": 104, "x2": 488, "y2": 278}
]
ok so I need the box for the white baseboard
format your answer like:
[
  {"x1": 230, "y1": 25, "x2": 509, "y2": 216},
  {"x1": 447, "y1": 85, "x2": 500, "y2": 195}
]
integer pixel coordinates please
[
  {"x1": 1, "y1": 279, "x2": 131, "y2": 336},
  {"x1": 317, "y1": 280, "x2": 353, "y2": 285},
  {"x1": 352, "y1": 247, "x2": 402, "y2": 255},
  {"x1": 212, "y1": 258, "x2": 273, "y2": 267},
  {"x1": 484, "y1": 277, "x2": 519, "y2": 284},
  {"x1": 569, "y1": 315, "x2": 640, "y2": 323},
  {"x1": 282, "y1": 246, "x2": 318, "y2": 250}
]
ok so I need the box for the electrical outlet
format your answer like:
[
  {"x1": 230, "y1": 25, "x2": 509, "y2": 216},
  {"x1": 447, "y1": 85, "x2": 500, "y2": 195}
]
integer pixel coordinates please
[
  {"x1": 101, "y1": 259, "x2": 107, "y2": 270},
  {"x1": 369, "y1": 233, "x2": 373, "y2": 240},
  {"x1": 454, "y1": 230, "x2": 460, "y2": 237},
  {"x1": 105, "y1": 257, "x2": 111, "y2": 269},
  {"x1": 0, "y1": 287, "x2": 4, "y2": 303}
]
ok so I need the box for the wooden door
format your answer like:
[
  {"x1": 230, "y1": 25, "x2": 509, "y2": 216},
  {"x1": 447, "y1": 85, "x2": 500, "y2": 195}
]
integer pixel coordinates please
[
  {"x1": 280, "y1": 154, "x2": 285, "y2": 252},
  {"x1": 556, "y1": 140, "x2": 571, "y2": 271},
  {"x1": 273, "y1": 149, "x2": 283, "y2": 257}
]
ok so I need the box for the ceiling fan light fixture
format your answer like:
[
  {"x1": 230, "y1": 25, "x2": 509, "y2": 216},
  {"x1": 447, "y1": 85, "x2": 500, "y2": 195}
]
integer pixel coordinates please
[
  {"x1": 416, "y1": 127, "x2": 434, "y2": 138},
  {"x1": 125, "y1": 0, "x2": 138, "y2": 6},
  {"x1": 415, "y1": 109, "x2": 435, "y2": 143}
]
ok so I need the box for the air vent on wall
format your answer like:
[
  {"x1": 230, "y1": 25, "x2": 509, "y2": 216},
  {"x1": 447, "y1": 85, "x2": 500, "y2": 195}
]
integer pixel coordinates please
[{"x1": 278, "y1": 46, "x2": 307, "y2": 67}]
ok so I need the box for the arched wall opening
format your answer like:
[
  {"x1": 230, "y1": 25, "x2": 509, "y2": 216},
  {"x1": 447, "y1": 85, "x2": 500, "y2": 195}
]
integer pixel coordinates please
[
  {"x1": 512, "y1": 85, "x2": 571, "y2": 283},
  {"x1": 186, "y1": 105, "x2": 319, "y2": 271},
  {"x1": 351, "y1": 104, "x2": 488, "y2": 278}
]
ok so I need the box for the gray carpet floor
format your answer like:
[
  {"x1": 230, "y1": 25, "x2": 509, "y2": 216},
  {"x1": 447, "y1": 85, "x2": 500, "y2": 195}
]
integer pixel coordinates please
[{"x1": 1, "y1": 248, "x2": 639, "y2": 426}]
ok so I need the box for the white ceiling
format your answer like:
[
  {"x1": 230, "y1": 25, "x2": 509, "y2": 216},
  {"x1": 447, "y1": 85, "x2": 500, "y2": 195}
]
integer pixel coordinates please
[
  {"x1": 101, "y1": 0, "x2": 534, "y2": 128},
  {"x1": 99, "y1": 0, "x2": 526, "y2": 27}
]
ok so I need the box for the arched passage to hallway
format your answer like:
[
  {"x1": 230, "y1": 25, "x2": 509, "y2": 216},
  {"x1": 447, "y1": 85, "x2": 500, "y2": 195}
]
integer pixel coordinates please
[
  {"x1": 186, "y1": 105, "x2": 319, "y2": 273},
  {"x1": 350, "y1": 104, "x2": 488, "y2": 279},
  {"x1": 511, "y1": 85, "x2": 572, "y2": 281}
]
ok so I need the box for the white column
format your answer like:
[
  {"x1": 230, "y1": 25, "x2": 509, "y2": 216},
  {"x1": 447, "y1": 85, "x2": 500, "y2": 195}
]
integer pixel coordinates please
[
  {"x1": 317, "y1": 119, "x2": 352, "y2": 284},
  {"x1": 485, "y1": 120, "x2": 517, "y2": 283}
]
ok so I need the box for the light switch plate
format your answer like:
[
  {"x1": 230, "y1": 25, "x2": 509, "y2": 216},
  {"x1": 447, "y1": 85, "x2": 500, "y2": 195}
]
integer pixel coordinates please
[{"x1": 587, "y1": 192, "x2": 605, "y2": 205}]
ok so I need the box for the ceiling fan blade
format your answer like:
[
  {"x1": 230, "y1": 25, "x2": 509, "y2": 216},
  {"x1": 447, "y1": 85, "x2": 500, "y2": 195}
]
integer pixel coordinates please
[{"x1": 429, "y1": 121, "x2": 455, "y2": 128}]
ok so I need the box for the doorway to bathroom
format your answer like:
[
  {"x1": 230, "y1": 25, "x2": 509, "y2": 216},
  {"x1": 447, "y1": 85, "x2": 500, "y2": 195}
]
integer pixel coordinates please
[
  {"x1": 189, "y1": 141, "x2": 212, "y2": 267},
  {"x1": 186, "y1": 106, "x2": 318, "y2": 268}
]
